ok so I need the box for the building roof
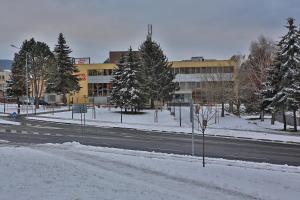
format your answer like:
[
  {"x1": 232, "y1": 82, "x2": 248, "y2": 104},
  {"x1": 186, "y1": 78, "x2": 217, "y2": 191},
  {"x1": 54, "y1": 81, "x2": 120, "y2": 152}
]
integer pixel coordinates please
[{"x1": 75, "y1": 59, "x2": 237, "y2": 71}]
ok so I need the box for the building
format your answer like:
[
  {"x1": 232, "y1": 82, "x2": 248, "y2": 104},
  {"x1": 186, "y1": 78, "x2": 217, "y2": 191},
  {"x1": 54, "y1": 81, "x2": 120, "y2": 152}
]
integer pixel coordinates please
[
  {"x1": 0, "y1": 70, "x2": 11, "y2": 103},
  {"x1": 0, "y1": 70, "x2": 11, "y2": 93},
  {"x1": 71, "y1": 55, "x2": 237, "y2": 104},
  {"x1": 172, "y1": 59, "x2": 236, "y2": 103},
  {"x1": 105, "y1": 51, "x2": 140, "y2": 63}
]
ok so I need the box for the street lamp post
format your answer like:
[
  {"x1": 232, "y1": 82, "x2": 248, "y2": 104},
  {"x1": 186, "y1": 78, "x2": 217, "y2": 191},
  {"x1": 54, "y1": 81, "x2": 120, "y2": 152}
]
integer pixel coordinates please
[
  {"x1": 10, "y1": 45, "x2": 29, "y2": 117},
  {"x1": 179, "y1": 97, "x2": 182, "y2": 127},
  {"x1": 25, "y1": 52, "x2": 29, "y2": 116}
]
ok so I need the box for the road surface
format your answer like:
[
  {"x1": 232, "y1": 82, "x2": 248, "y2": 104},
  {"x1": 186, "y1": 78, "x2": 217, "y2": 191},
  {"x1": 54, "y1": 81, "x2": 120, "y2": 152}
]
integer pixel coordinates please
[{"x1": 1, "y1": 117, "x2": 300, "y2": 166}]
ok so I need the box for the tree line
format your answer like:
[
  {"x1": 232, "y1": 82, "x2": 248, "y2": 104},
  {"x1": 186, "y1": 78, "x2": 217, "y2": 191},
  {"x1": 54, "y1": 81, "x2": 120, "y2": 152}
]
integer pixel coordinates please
[
  {"x1": 7, "y1": 33, "x2": 80, "y2": 112},
  {"x1": 237, "y1": 18, "x2": 300, "y2": 131}
]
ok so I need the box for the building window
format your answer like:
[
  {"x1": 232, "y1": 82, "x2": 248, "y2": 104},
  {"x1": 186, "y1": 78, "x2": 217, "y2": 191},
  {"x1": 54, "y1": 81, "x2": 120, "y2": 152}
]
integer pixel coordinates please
[
  {"x1": 88, "y1": 83, "x2": 112, "y2": 97},
  {"x1": 88, "y1": 69, "x2": 107, "y2": 76}
]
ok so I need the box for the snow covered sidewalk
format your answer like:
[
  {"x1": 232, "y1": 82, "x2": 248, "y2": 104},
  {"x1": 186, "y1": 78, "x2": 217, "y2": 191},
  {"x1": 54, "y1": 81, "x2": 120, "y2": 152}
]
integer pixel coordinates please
[{"x1": 0, "y1": 142, "x2": 299, "y2": 200}]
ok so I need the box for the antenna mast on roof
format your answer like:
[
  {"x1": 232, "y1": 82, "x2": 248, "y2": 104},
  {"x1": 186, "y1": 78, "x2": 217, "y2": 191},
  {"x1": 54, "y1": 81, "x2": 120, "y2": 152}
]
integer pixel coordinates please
[{"x1": 147, "y1": 24, "x2": 152, "y2": 40}]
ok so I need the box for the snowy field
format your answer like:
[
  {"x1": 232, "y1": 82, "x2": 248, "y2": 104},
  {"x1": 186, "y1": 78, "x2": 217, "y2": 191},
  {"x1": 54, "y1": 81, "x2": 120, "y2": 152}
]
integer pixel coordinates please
[
  {"x1": 28, "y1": 106, "x2": 300, "y2": 143},
  {"x1": 0, "y1": 142, "x2": 299, "y2": 200}
]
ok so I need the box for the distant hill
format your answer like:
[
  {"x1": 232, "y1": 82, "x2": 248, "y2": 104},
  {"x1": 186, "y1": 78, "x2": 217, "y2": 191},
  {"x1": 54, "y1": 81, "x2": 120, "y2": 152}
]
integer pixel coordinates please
[{"x1": 0, "y1": 59, "x2": 13, "y2": 70}]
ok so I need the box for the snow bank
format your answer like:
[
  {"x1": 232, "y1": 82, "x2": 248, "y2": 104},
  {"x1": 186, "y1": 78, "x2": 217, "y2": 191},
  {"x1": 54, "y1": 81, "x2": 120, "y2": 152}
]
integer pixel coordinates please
[{"x1": 0, "y1": 142, "x2": 299, "y2": 200}]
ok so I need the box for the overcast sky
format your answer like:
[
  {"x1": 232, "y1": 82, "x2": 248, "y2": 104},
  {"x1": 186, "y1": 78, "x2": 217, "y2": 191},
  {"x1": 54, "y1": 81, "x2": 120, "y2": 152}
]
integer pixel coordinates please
[{"x1": 1, "y1": 0, "x2": 300, "y2": 63}]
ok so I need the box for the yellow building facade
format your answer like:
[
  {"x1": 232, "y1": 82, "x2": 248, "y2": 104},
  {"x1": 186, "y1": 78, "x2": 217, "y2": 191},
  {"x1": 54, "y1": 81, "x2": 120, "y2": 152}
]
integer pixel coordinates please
[{"x1": 71, "y1": 59, "x2": 237, "y2": 104}]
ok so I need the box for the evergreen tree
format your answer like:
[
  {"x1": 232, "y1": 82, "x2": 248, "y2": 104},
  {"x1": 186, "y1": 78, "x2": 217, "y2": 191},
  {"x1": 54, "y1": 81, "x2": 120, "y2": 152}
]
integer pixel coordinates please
[
  {"x1": 110, "y1": 54, "x2": 126, "y2": 108},
  {"x1": 261, "y1": 18, "x2": 300, "y2": 131},
  {"x1": 124, "y1": 47, "x2": 146, "y2": 111},
  {"x1": 110, "y1": 48, "x2": 146, "y2": 111},
  {"x1": 47, "y1": 33, "x2": 80, "y2": 104},
  {"x1": 139, "y1": 36, "x2": 175, "y2": 108},
  {"x1": 7, "y1": 52, "x2": 27, "y2": 114},
  {"x1": 260, "y1": 49, "x2": 282, "y2": 125}
]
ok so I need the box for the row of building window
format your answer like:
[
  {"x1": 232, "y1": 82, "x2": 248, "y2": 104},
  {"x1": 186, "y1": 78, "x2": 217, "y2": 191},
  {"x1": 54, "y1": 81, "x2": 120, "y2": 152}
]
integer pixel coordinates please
[
  {"x1": 173, "y1": 66, "x2": 234, "y2": 74},
  {"x1": 179, "y1": 81, "x2": 233, "y2": 90},
  {"x1": 88, "y1": 69, "x2": 113, "y2": 76},
  {"x1": 87, "y1": 66, "x2": 234, "y2": 77},
  {"x1": 87, "y1": 81, "x2": 233, "y2": 97}
]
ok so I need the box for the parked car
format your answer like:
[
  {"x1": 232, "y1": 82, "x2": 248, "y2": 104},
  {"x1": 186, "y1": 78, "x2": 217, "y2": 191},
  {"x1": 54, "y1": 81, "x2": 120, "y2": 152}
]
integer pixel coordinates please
[{"x1": 34, "y1": 99, "x2": 49, "y2": 105}]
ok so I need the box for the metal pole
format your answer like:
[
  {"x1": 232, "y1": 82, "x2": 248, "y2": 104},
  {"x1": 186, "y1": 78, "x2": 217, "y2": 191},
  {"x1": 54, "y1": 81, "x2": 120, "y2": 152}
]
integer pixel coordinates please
[
  {"x1": 81, "y1": 111, "x2": 83, "y2": 141},
  {"x1": 84, "y1": 112, "x2": 86, "y2": 135},
  {"x1": 93, "y1": 96, "x2": 95, "y2": 119},
  {"x1": 121, "y1": 107, "x2": 123, "y2": 123},
  {"x1": 26, "y1": 52, "x2": 29, "y2": 117},
  {"x1": 173, "y1": 97, "x2": 176, "y2": 116},
  {"x1": 68, "y1": 95, "x2": 70, "y2": 111},
  {"x1": 191, "y1": 101, "x2": 194, "y2": 156},
  {"x1": 3, "y1": 93, "x2": 5, "y2": 114},
  {"x1": 180, "y1": 100, "x2": 182, "y2": 127},
  {"x1": 203, "y1": 130, "x2": 205, "y2": 167}
]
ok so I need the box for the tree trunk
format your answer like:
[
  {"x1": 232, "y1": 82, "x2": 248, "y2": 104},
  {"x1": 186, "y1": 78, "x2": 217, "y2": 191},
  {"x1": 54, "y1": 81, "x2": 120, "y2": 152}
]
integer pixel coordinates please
[
  {"x1": 271, "y1": 111, "x2": 275, "y2": 125},
  {"x1": 282, "y1": 105, "x2": 286, "y2": 131},
  {"x1": 17, "y1": 96, "x2": 20, "y2": 114},
  {"x1": 150, "y1": 99, "x2": 155, "y2": 109},
  {"x1": 260, "y1": 110, "x2": 264, "y2": 122},
  {"x1": 62, "y1": 92, "x2": 67, "y2": 105},
  {"x1": 35, "y1": 96, "x2": 40, "y2": 109},
  {"x1": 221, "y1": 102, "x2": 225, "y2": 117},
  {"x1": 229, "y1": 101, "x2": 233, "y2": 113},
  {"x1": 236, "y1": 101, "x2": 240, "y2": 117},
  {"x1": 293, "y1": 109, "x2": 297, "y2": 132}
]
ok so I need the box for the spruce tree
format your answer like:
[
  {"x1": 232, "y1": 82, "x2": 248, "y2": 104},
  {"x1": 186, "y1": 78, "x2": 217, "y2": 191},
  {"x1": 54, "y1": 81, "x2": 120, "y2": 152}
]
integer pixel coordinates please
[
  {"x1": 139, "y1": 36, "x2": 175, "y2": 108},
  {"x1": 124, "y1": 47, "x2": 146, "y2": 111},
  {"x1": 110, "y1": 54, "x2": 126, "y2": 108},
  {"x1": 8, "y1": 52, "x2": 27, "y2": 114},
  {"x1": 110, "y1": 48, "x2": 146, "y2": 111},
  {"x1": 48, "y1": 33, "x2": 80, "y2": 104},
  {"x1": 261, "y1": 18, "x2": 300, "y2": 131}
]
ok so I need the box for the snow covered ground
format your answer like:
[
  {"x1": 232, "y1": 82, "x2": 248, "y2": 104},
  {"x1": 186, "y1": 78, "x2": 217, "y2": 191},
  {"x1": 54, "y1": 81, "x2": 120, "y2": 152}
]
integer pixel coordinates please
[
  {"x1": 27, "y1": 106, "x2": 300, "y2": 143},
  {"x1": 0, "y1": 142, "x2": 299, "y2": 200},
  {"x1": 0, "y1": 118, "x2": 20, "y2": 125},
  {"x1": 0, "y1": 103, "x2": 69, "y2": 115}
]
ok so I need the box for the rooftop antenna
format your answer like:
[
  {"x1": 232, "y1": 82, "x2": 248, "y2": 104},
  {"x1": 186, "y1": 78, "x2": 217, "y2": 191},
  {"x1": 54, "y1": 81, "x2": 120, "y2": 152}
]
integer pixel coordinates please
[{"x1": 147, "y1": 24, "x2": 152, "y2": 40}]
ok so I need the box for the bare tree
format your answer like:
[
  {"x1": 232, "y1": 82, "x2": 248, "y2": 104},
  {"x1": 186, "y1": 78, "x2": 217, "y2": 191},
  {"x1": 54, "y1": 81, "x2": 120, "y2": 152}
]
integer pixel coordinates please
[
  {"x1": 230, "y1": 54, "x2": 246, "y2": 117},
  {"x1": 193, "y1": 81, "x2": 220, "y2": 167},
  {"x1": 202, "y1": 70, "x2": 234, "y2": 117},
  {"x1": 239, "y1": 36, "x2": 275, "y2": 118}
]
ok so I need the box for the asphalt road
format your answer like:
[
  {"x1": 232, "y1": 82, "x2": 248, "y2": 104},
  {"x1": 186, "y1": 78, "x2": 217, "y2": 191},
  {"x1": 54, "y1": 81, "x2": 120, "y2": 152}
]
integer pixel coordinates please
[{"x1": 1, "y1": 117, "x2": 300, "y2": 166}]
